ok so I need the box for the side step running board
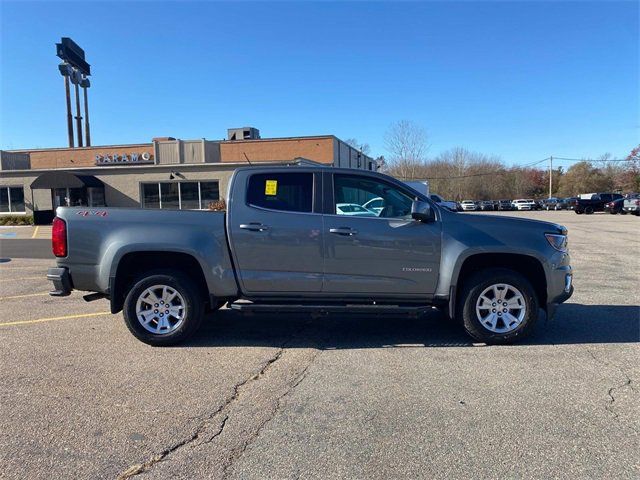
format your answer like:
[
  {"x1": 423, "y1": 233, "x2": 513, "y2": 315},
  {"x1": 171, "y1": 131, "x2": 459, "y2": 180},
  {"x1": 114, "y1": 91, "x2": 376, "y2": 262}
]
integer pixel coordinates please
[{"x1": 229, "y1": 302, "x2": 432, "y2": 315}]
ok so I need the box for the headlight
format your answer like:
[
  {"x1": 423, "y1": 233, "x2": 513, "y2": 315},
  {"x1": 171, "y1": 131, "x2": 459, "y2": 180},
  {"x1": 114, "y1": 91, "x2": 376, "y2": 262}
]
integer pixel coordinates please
[{"x1": 545, "y1": 233, "x2": 568, "y2": 252}]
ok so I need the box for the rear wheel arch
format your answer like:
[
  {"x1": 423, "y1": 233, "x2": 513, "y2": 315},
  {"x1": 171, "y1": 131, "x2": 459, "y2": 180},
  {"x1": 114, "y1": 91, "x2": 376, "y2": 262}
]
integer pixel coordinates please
[{"x1": 110, "y1": 251, "x2": 210, "y2": 313}]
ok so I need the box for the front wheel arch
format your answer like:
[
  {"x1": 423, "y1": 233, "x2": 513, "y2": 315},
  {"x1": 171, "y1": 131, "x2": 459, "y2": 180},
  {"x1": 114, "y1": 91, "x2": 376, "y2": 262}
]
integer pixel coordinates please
[{"x1": 449, "y1": 252, "x2": 547, "y2": 320}]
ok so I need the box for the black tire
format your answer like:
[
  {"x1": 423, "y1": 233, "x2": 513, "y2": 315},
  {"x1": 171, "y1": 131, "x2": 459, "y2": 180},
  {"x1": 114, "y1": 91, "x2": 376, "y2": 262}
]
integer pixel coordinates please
[
  {"x1": 123, "y1": 270, "x2": 204, "y2": 346},
  {"x1": 456, "y1": 268, "x2": 539, "y2": 344},
  {"x1": 575, "y1": 209, "x2": 583, "y2": 214},
  {"x1": 584, "y1": 206, "x2": 594, "y2": 214}
]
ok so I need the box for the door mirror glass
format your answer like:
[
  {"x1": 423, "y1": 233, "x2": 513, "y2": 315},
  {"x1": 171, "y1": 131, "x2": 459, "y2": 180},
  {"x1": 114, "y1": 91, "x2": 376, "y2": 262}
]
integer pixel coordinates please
[{"x1": 411, "y1": 199, "x2": 435, "y2": 222}]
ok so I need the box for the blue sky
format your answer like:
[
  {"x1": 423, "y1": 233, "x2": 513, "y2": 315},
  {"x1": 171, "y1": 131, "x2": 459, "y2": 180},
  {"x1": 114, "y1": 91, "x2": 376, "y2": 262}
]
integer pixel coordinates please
[{"x1": 1, "y1": 1, "x2": 638, "y2": 165}]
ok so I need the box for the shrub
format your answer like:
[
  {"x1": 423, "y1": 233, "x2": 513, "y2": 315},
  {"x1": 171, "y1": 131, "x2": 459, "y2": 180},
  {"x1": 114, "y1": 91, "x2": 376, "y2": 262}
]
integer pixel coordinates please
[
  {"x1": 0, "y1": 215, "x2": 34, "y2": 226},
  {"x1": 207, "y1": 199, "x2": 226, "y2": 211}
]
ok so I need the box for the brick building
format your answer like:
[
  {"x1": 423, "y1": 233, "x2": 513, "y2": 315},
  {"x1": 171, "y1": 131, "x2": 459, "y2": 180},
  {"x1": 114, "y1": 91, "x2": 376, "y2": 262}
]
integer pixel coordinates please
[{"x1": 0, "y1": 128, "x2": 376, "y2": 224}]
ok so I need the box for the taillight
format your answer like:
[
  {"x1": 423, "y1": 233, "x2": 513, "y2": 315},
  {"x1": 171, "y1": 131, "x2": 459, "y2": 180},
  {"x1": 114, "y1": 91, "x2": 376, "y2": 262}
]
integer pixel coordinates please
[
  {"x1": 52, "y1": 217, "x2": 67, "y2": 257},
  {"x1": 636, "y1": 200, "x2": 640, "y2": 206}
]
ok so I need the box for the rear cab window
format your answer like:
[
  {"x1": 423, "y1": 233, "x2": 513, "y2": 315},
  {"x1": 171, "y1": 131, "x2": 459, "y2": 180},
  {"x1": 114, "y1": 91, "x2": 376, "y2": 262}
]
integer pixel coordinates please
[{"x1": 246, "y1": 172, "x2": 314, "y2": 213}]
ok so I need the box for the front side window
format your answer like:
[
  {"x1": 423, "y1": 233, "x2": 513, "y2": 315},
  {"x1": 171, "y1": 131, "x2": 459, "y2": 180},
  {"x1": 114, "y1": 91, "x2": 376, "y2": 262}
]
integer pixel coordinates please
[
  {"x1": 247, "y1": 172, "x2": 313, "y2": 213},
  {"x1": 0, "y1": 186, "x2": 26, "y2": 213},
  {"x1": 334, "y1": 174, "x2": 414, "y2": 219}
]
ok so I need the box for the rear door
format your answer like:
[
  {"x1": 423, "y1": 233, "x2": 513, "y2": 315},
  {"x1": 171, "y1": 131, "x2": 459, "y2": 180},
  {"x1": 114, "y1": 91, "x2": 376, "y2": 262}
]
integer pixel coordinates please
[
  {"x1": 322, "y1": 172, "x2": 441, "y2": 296},
  {"x1": 228, "y1": 170, "x2": 324, "y2": 294}
]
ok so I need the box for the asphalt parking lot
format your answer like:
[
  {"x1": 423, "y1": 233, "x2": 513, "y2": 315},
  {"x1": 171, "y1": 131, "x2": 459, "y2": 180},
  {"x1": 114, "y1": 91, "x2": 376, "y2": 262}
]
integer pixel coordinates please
[{"x1": 0, "y1": 211, "x2": 638, "y2": 479}]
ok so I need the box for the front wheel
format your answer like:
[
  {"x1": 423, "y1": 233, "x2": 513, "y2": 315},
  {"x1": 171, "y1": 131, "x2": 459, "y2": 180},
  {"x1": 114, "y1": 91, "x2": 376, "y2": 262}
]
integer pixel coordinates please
[
  {"x1": 123, "y1": 270, "x2": 204, "y2": 346},
  {"x1": 457, "y1": 268, "x2": 539, "y2": 344}
]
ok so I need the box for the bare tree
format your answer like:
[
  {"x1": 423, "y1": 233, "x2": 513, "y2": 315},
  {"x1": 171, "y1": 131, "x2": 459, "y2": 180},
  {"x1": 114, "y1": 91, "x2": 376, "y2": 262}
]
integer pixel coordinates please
[
  {"x1": 344, "y1": 138, "x2": 371, "y2": 156},
  {"x1": 384, "y1": 120, "x2": 429, "y2": 179}
]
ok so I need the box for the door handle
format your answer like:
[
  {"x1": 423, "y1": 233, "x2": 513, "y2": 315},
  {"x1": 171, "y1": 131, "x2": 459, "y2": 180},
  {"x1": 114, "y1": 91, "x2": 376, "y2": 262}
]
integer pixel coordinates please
[
  {"x1": 329, "y1": 227, "x2": 358, "y2": 236},
  {"x1": 239, "y1": 223, "x2": 269, "y2": 232}
]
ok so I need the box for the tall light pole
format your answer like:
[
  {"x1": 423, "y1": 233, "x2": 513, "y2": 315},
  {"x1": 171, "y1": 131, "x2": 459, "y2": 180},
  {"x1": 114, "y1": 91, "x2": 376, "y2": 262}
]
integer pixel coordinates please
[
  {"x1": 56, "y1": 38, "x2": 91, "y2": 148},
  {"x1": 58, "y1": 62, "x2": 74, "y2": 148},
  {"x1": 80, "y1": 75, "x2": 91, "y2": 146},
  {"x1": 71, "y1": 69, "x2": 83, "y2": 147}
]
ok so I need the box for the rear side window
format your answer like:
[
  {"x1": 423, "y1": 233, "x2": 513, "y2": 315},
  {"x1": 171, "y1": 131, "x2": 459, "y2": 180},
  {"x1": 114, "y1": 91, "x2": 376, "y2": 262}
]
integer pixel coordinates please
[{"x1": 247, "y1": 172, "x2": 313, "y2": 213}]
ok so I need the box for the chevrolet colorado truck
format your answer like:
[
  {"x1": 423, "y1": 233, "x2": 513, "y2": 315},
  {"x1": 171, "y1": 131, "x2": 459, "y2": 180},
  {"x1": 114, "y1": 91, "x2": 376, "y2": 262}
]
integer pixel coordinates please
[{"x1": 47, "y1": 166, "x2": 573, "y2": 346}]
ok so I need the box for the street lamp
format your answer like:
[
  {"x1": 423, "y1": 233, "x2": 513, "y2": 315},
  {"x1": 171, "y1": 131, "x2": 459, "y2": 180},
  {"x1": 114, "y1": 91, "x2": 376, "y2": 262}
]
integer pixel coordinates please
[
  {"x1": 80, "y1": 75, "x2": 91, "y2": 146},
  {"x1": 58, "y1": 62, "x2": 74, "y2": 148}
]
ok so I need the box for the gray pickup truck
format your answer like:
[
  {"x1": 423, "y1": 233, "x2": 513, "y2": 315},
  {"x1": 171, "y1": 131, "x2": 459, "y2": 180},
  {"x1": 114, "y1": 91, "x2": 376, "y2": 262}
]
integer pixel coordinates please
[{"x1": 47, "y1": 166, "x2": 573, "y2": 346}]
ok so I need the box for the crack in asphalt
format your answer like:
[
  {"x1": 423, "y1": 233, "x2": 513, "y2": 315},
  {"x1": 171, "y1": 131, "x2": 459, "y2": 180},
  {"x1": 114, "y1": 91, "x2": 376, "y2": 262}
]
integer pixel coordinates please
[
  {"x1": 585, "y1": 347, "x2": 638, "y2": 433},
  {"x1": 117, "y1": 319, "x2": 321, "y2": 479},
  {"x1": 218, "y1": 348, "x2": 323, "y2": 479},
  {"x1": 117, "y1": 348, "x2": 284, "y2": 479}
]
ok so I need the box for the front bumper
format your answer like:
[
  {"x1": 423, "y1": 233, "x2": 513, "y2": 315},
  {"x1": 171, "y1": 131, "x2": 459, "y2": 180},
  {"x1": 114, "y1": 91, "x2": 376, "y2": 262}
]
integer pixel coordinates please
[
  {"x1": 546, "y1": 264, "x2": 573, "y2": 320},
  {"x1": 47, "y1": 267, "x2": 72, "y2": 297}
]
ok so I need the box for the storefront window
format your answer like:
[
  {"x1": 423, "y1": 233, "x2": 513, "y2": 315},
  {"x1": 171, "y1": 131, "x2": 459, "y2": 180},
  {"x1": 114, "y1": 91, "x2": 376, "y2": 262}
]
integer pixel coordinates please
[
  {"x1": 142, "y1": 184, "x2": 160, "y2": 209},
  {"x1": 141, "y1": 181, "x2": 219, "y2": 210},
  {"x1": 88, "y1": 188, "x2": 106, "y2": 207},
  {"x1": 160, "y1": 183, "x2": 180, "y2": 209},
  {"x1": 0, "y1": 186, "x2": 26, "y2": 213},
  {"x1": 200, "y1": 182, "x2": 220, "y2": 208},
  {"x1": 180, "y1": 183, "x2": 200, "y2": 210}
]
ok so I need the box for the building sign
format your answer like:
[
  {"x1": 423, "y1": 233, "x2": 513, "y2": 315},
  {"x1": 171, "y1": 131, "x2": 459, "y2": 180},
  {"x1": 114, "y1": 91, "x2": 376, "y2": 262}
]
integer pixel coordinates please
[{"x1": 95, "y1": 152, "x2": 153, "y2": 165}]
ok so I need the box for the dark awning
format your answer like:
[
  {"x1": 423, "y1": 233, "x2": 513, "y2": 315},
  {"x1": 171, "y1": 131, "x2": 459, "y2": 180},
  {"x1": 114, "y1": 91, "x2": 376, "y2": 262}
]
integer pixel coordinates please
[{"x1": 31, "y1": 171, "x2": 104, "y2": 189}]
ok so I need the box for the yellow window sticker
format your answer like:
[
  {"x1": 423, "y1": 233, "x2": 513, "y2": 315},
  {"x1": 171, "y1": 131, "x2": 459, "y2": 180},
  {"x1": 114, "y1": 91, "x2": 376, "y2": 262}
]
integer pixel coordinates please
[{"x1": 265, "y1": 180, "x2": 278, "y2": 196}]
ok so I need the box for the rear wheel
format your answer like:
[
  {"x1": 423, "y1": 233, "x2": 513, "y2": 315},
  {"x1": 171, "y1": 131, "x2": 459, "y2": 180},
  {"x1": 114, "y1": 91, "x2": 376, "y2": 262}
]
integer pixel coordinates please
[
  {"x1": 123, "y1": 270, "x2": 204, "y2": 346},
  {"x1": 584, "y1": 206, "x2": 594, "y2": 214},
  {"x1": 457, "y1": 268, "x2": 538, "y2": 344}
]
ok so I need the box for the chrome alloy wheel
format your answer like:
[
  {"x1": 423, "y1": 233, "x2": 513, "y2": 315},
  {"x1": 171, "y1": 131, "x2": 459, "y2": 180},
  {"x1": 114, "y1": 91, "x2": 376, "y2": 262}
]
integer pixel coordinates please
[
  {"x1": 475, "y1": 283, "x2": 526, "y2": 334},
  {"x1": 135, "y1": 285, "x2": 186, "y2": 335}
]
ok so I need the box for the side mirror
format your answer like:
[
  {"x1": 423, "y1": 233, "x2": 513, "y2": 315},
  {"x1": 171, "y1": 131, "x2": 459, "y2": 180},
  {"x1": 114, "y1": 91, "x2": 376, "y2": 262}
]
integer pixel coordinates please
[{"x1": 411, "y1": 199, "x2": 435, "y2": 222}]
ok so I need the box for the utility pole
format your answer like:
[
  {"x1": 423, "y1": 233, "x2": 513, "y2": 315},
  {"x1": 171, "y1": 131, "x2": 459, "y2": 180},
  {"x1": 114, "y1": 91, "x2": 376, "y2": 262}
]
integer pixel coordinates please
[
  {"x1": 548, "y1": 156, "x2": 553, "y2": 198},
  {"x1": 72, "y1": 69, "x2": 83, "y2": 147}
]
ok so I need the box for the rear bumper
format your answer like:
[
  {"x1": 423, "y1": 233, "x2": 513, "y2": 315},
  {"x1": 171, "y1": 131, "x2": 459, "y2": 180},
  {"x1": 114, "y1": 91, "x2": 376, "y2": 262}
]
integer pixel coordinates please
[{"x1": 47, "y1": 267, "x2": 72, "y2": 297}]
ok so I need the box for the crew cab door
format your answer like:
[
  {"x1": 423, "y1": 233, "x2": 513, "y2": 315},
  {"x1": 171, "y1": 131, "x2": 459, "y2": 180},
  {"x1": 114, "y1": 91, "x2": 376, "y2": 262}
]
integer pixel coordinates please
[
  {"x1": 227, "y1": 170, "x2": 324, "y2": 294},
  {"x1": 322, "y1": 172, "x2": 441, "y2": 296}
]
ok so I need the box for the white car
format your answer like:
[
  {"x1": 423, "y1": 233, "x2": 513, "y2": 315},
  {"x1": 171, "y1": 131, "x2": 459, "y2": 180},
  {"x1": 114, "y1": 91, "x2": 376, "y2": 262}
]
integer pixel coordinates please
[
  {"x1": 460, "y1": 200, "x2": 478, "y2": 211},
  {"x1": 512, "y1": 199, "x2": 536, "y2": 210},
  {"x1": 336, "y1": 203, "x2": 378, "y2": 217},
  {"x1": 429, "y1": 194, "x2": 458, "y2": 211},
  {"x1": 362, "y1": 197, "x2": 384, "y2": 215}
]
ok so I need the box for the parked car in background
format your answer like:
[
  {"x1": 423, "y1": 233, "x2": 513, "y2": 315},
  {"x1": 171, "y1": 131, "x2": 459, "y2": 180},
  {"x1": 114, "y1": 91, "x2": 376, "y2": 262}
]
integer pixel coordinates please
[
  {"x1": 603, "y1": 198, "x2": 627, "y2": 215},
  {"x1": 479, "y1": 201, "x2": 494, "y2": 211},
  {"x1": 512, "y1": 199, "x2": 535, "y2": 211},
  {"x1": 429, "y1": 194, "x2": 459, "y2": 212},
  {"x1": 460, "y1": 200, "x2": 479, "y2": 211},
  {"x1": 544, "y1": 198, "x2": 561, "y2": 210},
  {"x1": 498, "y1": 199, "x2": 514, "y2": 211},
  {"x1": 573, "y1": 193, "x2": 623, "y2": 214},
  {"x1": 336, "y1": 203, "x2": 378, "y2": 216},
  {"x1": 622, "y1": 195, "x2": 640, "y2": 215},
  {"x1": 566, "y1": 197, "x2": 579, "y2": 210}
]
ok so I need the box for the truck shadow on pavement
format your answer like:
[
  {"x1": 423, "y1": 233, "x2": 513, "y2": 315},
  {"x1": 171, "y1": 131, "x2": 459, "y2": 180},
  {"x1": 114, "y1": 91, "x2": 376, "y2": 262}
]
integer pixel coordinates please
[{"x1": 184, "y1": 303, "x2": 639, "y2": 349}]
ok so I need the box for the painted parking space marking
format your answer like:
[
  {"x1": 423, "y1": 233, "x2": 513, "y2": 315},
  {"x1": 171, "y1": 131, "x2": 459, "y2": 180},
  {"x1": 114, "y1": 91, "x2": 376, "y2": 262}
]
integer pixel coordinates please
[
  {"x1": 31, "y1": 226, "x2": 40, "y2": 239},
  {"x1": 0, "y1": 292, "x2": 50, "y2": 300},
  {"x1": 0, "y1": 275, "x2": 46, "y2": 282},
  {"x1": 0, "y1": 311, "x2": 112, "y2": 327}
]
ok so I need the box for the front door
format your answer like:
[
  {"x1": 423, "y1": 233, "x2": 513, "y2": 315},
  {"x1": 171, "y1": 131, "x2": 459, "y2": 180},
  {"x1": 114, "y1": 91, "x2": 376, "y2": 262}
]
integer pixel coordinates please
[
  {"x1": 323, "y1": 172, "x2": 441, "y2": 296},
  {"x1": 228, "y1": 170, "x2": 324, "y2": 294}
]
